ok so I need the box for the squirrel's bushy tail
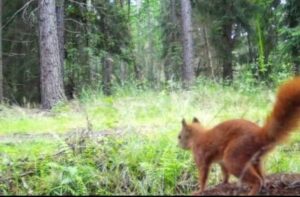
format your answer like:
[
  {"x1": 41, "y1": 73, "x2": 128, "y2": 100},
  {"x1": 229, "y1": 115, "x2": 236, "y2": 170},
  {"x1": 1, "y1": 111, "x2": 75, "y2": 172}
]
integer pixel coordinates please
[{"x1": 262, "y1": 77, "x2": 300, "y2": 143}]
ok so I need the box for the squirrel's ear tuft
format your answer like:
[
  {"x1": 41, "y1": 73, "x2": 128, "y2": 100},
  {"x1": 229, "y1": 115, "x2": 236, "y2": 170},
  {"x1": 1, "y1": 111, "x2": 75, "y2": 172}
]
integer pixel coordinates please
[
  {"x1": 182, "y1": 118, "x2": 187, "y2": 127},
  {"x1": 193, "y1": 117, "x2": 200, "y2": 123}
]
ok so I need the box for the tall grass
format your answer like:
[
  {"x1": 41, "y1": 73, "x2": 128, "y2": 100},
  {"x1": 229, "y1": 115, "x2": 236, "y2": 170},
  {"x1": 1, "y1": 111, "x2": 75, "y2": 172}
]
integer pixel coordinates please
[{"x1": 0, "y1": 77, "x2": 299, "y2": 195}]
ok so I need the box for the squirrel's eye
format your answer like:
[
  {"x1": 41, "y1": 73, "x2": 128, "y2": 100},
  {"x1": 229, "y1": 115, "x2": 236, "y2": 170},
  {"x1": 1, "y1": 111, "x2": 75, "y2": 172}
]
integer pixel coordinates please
[{"x1": 178, "y1": 135, "x2": 181, "y2": 139}]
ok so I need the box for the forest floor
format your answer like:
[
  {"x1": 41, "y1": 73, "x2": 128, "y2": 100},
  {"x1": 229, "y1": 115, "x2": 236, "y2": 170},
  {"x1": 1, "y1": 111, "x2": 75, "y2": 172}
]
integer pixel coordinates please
[
  {"x1": 0, "y1": 81, "x2": 300, "y2": 195},
  {"x1": 201, "y1": 173, "x2": 300, "y2": 195}
]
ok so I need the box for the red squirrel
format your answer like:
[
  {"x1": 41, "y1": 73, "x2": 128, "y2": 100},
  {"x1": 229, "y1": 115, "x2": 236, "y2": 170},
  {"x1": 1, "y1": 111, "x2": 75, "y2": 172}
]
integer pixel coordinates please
[{"x1": 178, "y1": 77, "x2": 300, "y2": 195}]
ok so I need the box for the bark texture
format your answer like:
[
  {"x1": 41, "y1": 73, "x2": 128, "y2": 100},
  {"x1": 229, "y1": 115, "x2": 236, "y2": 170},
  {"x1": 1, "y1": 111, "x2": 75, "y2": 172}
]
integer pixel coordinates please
[
  {"x1": 102, "y1": 56, "x2": 113, "y2": 95},
  {"x1": 55, "y1": 0, "x2": 65, "y2": 71},
  {"x1": 39, "y1": 0, "x2": 66, "y2": 109},
  {"x1": 180, "y1": 0, "x2": 195, "y2": 88}
]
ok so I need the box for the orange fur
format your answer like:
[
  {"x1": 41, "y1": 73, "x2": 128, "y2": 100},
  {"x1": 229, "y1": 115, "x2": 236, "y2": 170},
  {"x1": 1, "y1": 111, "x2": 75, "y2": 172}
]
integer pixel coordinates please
[{"x1": 178, "y1": 77, "x2": 300, "y2": 195}]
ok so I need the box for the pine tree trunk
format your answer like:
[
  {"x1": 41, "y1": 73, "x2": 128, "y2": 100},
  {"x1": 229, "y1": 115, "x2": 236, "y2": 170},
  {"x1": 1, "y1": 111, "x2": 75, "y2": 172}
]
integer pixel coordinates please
[
  {"x1": 127, "y1": 0, "x2": 130, "y2": 19},
  {"x1": 146, "y1": 0, "x2": 155, "y2": 85},
  {"x1": 102, "y1": 56, "x2": 113, "y2": 95},
  {"x1": 292, "y1": 47, "x2": 300, "y2": 75},
  {"x1": 164, "y1": 0, "x2": 177, "y2": 82},
  {"x1": 134, "y1": 63, "x2": 142, "y2": 81},
  {"x1": 247, "y1": 32, "x2": 254, "y2": 63},
  {"x1": 134, "y1": 3, "x2": 143, "y2": 82},
  {"x1": 203, "y1": 25, "x2": 214, "y2": 78},
  {"x1": 223, "y1": 59, "x2": 233, "y2": 82},
  {"x1": 56, "y1": 0, "x2": 65, "y2": 72},
  {"x1": 222, "y1": 22, "x2": 234, "y2": 82},
  {"x1": 120, "y1": 61, "x2": 127, "y2": 85},
  {"x1": 171, "y1": 0, "x2": 177, "y2": 23},
  {"x1": 0, "y1": 0, "x2": 3, "y2": 102},
  {"x1": 39, "y1": 0, "x2": 66, "y2": 109},
  {"x1": 87, "y1": 0, "x2": 97, "y2": 83},
  {"x1": 180, "y1": 0, "x2": 194, "y2": 88}
]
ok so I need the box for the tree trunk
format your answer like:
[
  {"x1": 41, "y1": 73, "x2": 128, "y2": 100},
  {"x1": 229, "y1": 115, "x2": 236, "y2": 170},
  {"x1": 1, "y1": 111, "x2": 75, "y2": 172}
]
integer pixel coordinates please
[
  {"x1": 203, "y1": 25, "x2": 214, "y2": 78},
  {"x1": 223, "y1": 59, "x2": 233, "y2": 82},
  {"x1": 102, "y1": 56, "x2": 113, "y2": 95},
  {"x1": 248, "y1": 31, "x2": 260, "y2": 79},
  {"x1": 134, "y1": 63, "x2": 142, "y2": 81},
  {"x1": 55, "y1": 0, "x2": 65, "y2": 72},
  {"x1": 134, "y1": 1, "x2": 143, "y2": 82},
  {"x1": 39, "y1": 0, "x2": 66, "y2": 109},
  {"x1": 146, "y1": 0, "x2": 155, "y2": 85},
  {"x1": 292, "y1": 47, "x2": 300, "y2": 75},
  {"x1": 87, "y1": 0, "x2": 96, "y2": 82},
  {"x1": 180, "y1": 0, "x2": 195, "y2": 88},
  {"x1": 164, "y1": 0, "x2": 177, "y2": 82},
  {"x1": 86, "y1": 0, "x2": 99, "y2": 85},
  {"x1": 171, "y1": 0, "x2": 177, "y2": 23},
  {"x1": 127, "y1": 0, "x2": 130, "y2": 19},
  {"x1": 247, "y1": 32, "x2": 254, "y2": 63},
  {"x1": 0, "y1": 0, "x2": 3, "y2": 102},
  {"x1": 222, "y1": 22, "x2": 234, "y2": 82},
  {"x1": 120, "y1": 61, "x2": 127, "y2": 85}
]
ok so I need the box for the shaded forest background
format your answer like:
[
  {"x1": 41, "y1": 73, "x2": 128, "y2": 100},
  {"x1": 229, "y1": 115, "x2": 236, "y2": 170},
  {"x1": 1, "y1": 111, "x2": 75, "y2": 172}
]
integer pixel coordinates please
[{"x1": 0, "y1": 0, "x2": 300, "y2": 108}]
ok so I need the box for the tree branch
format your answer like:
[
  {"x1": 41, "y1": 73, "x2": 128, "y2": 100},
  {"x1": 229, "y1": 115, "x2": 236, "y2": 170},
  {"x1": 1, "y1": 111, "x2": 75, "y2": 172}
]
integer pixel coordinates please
[{"x1": 1, "y1": 0, "x2": 35, "y2": 30}]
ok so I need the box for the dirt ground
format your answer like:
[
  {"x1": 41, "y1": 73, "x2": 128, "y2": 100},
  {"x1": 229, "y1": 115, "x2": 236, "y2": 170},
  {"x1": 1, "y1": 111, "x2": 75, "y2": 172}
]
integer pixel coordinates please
[{"x1": 200, "y1": 173, "x2": 300, "y2": 196}]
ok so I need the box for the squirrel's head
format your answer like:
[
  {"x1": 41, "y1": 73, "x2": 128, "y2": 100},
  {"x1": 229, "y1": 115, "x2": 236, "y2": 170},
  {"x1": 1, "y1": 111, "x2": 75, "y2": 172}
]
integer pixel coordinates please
[{"x1": 178, "y1": 117, "x2": 201, "y2": 150}]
